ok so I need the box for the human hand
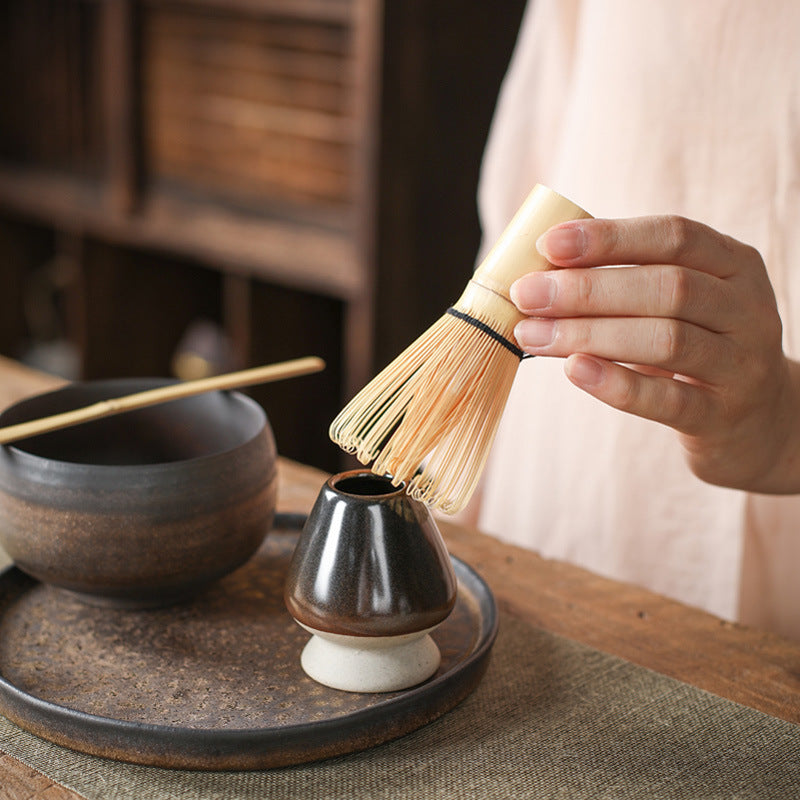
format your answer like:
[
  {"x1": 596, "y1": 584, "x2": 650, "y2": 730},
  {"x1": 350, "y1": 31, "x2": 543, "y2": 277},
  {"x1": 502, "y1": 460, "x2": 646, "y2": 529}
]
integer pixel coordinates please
[{"x1": 510, "y1": 215, "x2": 800, "y2": 493}]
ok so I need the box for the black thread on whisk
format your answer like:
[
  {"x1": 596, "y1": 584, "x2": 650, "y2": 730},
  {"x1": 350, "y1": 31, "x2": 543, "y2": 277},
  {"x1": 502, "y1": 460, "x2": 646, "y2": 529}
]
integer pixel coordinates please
[{"x1": 446, "y1": 307, "x2": 532, "y2": 360}]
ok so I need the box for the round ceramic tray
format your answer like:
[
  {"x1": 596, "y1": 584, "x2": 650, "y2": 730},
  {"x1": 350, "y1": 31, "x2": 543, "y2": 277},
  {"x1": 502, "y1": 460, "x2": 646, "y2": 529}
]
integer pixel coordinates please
[{"x1": 0, "y1": 525, "x2": 497, "y2": 770}]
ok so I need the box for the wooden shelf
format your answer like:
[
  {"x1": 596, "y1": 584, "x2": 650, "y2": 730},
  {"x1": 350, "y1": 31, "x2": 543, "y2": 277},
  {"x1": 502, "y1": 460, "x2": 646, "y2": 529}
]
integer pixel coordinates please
[
  {"x1": 147, "y1": 0, "x2": 359, "y2": 25},
  {"x1": 141, "y1": 188, "x2": 362, "y2": 299},
  {"x1": 0, "y1": 165, "x2": 362, "y2": 299}
]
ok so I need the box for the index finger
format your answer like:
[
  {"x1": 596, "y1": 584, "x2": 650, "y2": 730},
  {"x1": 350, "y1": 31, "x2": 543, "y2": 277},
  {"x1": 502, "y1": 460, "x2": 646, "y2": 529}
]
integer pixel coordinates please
[{"x1": 537, "y1": 215, "x2": 749, "y2": 278}]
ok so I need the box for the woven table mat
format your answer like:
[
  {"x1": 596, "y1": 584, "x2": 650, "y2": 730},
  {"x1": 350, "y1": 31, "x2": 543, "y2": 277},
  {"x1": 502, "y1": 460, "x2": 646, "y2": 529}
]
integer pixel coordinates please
[{"x1": 2, "y1": 610, "x2": 799, "y2": 800}]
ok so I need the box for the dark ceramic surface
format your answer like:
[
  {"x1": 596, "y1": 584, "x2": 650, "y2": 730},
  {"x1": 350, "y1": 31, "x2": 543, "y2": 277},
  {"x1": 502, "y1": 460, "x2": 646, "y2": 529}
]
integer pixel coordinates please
[
  {"x1": 285, "y1": 471, "x2": 457, "y2": 637},
  {"x1": 0, "y1": 527, "x2": 498, "y2": 770},
  {"x1": 0, "y1": 379, "x2": 277, "y2": 607}
]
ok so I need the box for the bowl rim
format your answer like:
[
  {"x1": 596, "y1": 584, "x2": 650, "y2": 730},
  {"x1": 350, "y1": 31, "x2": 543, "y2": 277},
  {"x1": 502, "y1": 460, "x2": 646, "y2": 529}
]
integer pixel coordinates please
[
  {"x1": 0, "y1": 377, "x2": 270, "y2": 474},
  {"x1": 325, "y1": 470, "x2": 406, "y2": 499}
]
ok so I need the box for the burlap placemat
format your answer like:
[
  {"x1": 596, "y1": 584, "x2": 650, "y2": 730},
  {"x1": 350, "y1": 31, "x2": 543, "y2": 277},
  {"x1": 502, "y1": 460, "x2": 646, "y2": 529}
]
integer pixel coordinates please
[{"x1": 2, "y1": 610, "x2": 799, "y2": 800}]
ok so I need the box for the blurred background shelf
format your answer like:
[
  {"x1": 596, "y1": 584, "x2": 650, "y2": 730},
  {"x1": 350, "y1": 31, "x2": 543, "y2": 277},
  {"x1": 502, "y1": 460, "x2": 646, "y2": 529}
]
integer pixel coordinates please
[{"x1": 0, "y1": 0, "x2": 525, "y2": 470}]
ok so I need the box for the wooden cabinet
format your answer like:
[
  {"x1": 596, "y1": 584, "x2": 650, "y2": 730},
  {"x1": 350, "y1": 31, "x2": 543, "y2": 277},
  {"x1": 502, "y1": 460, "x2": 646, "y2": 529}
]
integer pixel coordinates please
[{"x1": 0, "y1": 0, "x2": 524, "y2": 470}]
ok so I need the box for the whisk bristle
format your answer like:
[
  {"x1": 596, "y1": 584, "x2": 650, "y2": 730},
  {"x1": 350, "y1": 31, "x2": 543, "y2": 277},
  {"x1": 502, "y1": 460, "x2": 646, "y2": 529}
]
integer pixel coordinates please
[
  {"x1": 329, "y1": 184, "x2": 591, "y2": 514},
  {"x1": 329, "y1": 310, "x2": 520, "y2": 514}
]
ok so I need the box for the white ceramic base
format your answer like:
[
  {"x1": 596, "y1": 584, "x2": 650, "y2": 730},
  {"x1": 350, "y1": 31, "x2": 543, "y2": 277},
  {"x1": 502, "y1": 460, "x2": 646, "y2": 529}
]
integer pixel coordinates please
[{"x1": 296, "y1": 623, "x2": 442, "y2": 693}]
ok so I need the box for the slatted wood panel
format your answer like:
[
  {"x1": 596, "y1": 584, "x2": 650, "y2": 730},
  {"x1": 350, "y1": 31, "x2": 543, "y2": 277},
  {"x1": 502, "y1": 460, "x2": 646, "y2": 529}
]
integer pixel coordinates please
[
  {"x1": 142, "y1": 4, "x2": 357, "y2": 213},
  {"x1": 0, "y1": 1, "x2": 104, "y2": 175}
]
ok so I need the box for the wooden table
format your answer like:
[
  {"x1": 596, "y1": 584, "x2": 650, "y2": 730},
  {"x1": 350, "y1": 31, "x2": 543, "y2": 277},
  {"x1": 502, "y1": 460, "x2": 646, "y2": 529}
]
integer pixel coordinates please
[{"x1": 1, "y1": 355, "x2": 798, "y2": 799}]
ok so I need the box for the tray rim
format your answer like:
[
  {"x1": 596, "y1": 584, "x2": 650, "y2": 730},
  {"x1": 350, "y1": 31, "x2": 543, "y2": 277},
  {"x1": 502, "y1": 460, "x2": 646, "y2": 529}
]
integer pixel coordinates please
[{"x1": 0, "y1": 543, "x2": 498, "y2": 771}]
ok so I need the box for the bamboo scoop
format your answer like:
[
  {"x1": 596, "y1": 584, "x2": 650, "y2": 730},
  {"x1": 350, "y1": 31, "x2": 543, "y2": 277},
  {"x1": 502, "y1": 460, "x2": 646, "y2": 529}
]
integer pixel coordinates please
[{"x1": 0, "y1": 356, "x2": 325, "y2": 446}]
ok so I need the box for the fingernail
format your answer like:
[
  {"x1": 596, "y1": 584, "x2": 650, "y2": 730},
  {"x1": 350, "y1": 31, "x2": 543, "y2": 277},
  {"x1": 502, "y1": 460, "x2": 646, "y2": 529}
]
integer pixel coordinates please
[
  {"x1": 565, "y1": 355, "x2": 605, "y2": 386},
  {"x1": 514, "y1": 319, "x2": 555, "y2": 348},
  {"x1": 536, "y1": 225, "x2": 586, "y2": 261},
  {"x1": 510, "y1": 274, "x2": 556, "y2": 311}
]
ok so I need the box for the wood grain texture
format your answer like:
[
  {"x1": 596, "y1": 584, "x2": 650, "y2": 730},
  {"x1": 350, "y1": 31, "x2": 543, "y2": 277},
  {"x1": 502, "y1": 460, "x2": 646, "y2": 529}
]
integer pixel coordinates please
[
  {"x1": 0, "y1": 752, "x2": 86, "y2": 799},
  {"x1": 438, "y1": 519, "x2": 800, "y2": 725},
  {"x1": 143, "y1": 4, "x2": 356, "y2": 208}
]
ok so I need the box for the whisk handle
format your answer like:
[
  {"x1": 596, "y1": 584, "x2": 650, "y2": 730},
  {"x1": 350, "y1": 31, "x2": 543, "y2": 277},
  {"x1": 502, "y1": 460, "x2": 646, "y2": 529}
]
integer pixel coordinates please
[{"x1": 473, "y1": 184, "x2": 592, "y2": 299}]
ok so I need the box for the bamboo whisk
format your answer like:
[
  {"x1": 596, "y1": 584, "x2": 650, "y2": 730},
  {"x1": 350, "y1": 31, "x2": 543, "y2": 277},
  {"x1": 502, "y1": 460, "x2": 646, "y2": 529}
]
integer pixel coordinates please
[{"x1": 330, "y1": 185, "x2": 592, "y2": 514}]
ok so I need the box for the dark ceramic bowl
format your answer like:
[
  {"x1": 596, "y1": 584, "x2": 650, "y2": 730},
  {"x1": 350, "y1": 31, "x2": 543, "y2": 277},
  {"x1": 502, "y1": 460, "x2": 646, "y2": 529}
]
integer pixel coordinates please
[
  {"x1": 0, "y1": 379, "x2": 277, "y2": 607},
  {"x1": 284, "y1": 470, "x2": 457, "y2": 637}
]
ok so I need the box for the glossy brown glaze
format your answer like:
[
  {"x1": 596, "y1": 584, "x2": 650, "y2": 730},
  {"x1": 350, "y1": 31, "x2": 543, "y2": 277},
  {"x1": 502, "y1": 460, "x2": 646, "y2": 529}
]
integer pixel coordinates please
[
  {"x1": 0, "y1": 379, "x2": 277, "y2": 607},
  {"x1": 284, "y1": 471, "x2": 457, "y2": 636}
]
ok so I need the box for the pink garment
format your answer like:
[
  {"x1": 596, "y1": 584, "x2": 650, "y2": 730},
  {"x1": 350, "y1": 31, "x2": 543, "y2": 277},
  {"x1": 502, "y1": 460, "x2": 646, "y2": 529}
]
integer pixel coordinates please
[{"x1": 475, "y1": 0, "x2": 800, "y2": 639}]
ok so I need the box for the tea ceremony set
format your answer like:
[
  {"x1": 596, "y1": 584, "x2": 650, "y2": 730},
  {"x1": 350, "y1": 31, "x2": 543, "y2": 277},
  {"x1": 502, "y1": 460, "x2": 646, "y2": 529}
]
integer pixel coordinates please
[{"x1": 0, "y1": 188, "x2": 798, "y2": 799}]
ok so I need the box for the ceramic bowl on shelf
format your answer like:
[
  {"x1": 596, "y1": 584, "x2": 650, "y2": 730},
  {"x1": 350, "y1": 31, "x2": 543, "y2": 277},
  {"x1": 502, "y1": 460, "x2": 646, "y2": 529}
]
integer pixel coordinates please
[
  {"x1": 0, "y1": 378, "x2": 277, "y2": 608},
  {"x1": 284, "y1": 470, "x2": 457, "y2": 693}
]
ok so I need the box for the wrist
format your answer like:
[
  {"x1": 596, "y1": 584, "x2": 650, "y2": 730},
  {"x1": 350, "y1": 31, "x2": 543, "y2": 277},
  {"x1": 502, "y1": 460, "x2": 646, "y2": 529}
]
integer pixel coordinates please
[{"x1": 749, "y1": 357, "x2": 800, "y2": 494}]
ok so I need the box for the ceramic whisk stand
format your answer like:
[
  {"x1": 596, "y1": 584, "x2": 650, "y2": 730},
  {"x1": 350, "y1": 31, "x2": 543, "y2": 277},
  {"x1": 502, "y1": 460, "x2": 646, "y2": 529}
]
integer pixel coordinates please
[
  {"x1": 284, "y1": 470, "x2": 457, "y2": 693},
  {"x1": 294, "y1": 623, "x2": 443, "y2": 694}
]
